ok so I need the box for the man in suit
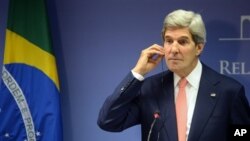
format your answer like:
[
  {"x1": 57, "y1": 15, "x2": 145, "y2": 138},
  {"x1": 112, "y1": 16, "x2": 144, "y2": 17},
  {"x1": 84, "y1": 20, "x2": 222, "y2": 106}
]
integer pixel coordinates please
[{"x1": 97, "y1": 9, "x2": 250, "y2": 141}]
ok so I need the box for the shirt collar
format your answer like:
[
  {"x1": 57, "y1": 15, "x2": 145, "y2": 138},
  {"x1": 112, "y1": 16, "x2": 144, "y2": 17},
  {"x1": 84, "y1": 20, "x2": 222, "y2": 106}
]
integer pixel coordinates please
[{"x1": 174, "y1": 60, "x2": 202, "y2": 89}]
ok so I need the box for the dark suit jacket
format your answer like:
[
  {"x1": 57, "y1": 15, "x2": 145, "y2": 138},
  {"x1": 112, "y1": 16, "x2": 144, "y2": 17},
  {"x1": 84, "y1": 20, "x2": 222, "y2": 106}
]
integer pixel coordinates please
[{"x1": 98, "y1": 64, "x2": 250, "y2": 141}]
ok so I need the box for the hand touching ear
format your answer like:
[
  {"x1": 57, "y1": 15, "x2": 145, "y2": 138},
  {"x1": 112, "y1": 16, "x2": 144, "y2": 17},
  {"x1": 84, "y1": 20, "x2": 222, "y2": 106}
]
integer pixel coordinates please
[{"x1": 132, "y1": 44, "x2": 164, "y2": 76}]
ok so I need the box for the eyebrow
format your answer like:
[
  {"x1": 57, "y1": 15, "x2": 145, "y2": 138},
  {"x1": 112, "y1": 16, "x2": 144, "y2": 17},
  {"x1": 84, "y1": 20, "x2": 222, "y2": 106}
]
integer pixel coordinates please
[{"x1": 164, "y1": 35, "x2": 190, "y2": 40}]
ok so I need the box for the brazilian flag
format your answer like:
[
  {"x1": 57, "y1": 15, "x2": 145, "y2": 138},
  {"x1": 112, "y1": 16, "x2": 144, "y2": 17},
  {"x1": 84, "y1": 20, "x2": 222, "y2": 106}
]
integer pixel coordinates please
[{"x1": 0, "y1": 0, "x2": 63, "y2": 140}]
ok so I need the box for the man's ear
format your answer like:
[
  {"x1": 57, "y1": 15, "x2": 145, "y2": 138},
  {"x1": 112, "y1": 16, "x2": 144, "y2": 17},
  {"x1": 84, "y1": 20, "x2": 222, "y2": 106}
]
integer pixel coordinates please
[{"x1": 196, "y1": 43, "x2": 204, "y2": 56}]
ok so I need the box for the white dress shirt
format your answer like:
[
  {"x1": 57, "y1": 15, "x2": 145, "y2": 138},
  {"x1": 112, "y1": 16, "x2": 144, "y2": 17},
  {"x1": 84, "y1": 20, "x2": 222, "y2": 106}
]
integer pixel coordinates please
[
  {"x1": 173, "y1": 60, "x2": 202, "y2": 140},
  {"x1": 132, "y1": 60, "x2": 202, "y2": 140}
]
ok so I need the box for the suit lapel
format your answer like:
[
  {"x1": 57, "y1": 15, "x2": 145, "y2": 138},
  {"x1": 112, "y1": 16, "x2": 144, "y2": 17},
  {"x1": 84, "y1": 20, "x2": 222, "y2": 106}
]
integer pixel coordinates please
[
  {"x1": 156, "y1": 72, "x2": 178, "y2": 141},
  {"x1": 188, "y1": 66, "x2": 220, "y2": 141}
]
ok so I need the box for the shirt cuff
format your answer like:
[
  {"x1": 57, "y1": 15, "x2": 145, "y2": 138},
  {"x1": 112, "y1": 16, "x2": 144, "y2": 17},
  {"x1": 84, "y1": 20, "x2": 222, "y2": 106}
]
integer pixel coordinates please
[{"x1": 131, "y1": 70, "x2": 145, "y2": 81}]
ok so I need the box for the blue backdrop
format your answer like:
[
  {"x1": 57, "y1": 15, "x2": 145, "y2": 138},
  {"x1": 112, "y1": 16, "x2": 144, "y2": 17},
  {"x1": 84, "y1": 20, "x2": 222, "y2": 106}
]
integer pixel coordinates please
[{"x1": 0, "y1": 0, "x2": 249, "y2": 141}]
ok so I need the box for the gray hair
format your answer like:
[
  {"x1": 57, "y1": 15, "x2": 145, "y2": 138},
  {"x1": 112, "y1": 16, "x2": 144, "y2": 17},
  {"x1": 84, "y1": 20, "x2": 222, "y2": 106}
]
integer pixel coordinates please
[{"x1": 162, "y1": 9, "x2": 206, "y2": 44}]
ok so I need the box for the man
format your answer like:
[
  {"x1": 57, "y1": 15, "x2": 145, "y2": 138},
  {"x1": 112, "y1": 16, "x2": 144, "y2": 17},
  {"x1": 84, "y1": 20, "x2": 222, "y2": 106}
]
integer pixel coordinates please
[{"x1": 97, "y1": 9, "x2": 250, "y2": 141}]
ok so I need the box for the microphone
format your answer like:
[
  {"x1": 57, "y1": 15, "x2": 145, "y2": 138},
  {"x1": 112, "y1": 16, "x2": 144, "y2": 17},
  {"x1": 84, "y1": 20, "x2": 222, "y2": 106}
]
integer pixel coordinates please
[{"x1": 147, "y1": 112, "x2": 160, "y2": 141}]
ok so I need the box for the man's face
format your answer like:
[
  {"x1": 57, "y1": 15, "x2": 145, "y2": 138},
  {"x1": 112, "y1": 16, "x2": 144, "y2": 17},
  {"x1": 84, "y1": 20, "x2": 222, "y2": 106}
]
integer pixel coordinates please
[{"x1": 163, "y1": 27, "x2": 204, "y2": 77}]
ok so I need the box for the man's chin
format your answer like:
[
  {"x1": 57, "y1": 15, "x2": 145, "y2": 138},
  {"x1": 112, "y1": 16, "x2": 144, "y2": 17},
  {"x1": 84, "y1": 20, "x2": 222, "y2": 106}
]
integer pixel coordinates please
[{"x1": 168, "y1": 67, "x2": 179, "y2": 73}]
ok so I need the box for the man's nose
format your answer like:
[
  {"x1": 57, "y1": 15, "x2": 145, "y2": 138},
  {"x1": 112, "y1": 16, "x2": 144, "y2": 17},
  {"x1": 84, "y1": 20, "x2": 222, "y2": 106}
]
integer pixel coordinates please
[{"x1": 170, "y1": 42, "x2": 179, "y2": 54}]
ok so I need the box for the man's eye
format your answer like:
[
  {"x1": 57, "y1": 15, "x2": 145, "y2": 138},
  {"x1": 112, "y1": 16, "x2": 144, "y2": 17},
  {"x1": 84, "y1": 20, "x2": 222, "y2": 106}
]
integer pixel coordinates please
[
  {"x1": 178, "y1": 39, "x2": 188, "y2": 45},
  {"x1": 165, "y1": 39, "x2": 173, "y2": 44}
]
